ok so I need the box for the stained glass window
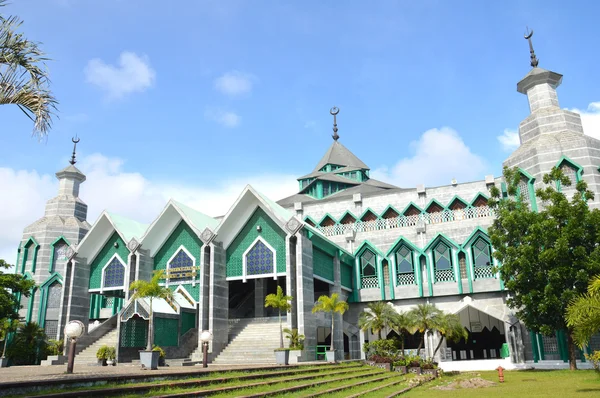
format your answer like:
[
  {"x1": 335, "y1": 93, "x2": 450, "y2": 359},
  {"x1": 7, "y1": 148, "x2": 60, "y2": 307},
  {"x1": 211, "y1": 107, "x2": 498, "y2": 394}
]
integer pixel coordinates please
[
  {"x1": 168, "y1": 249, "x2": 194, "y2": 281},
  {"x1": 472, "y1": 238, "x2": 492, "y2": 267},
  {"x1": 434, "y1": 243, "x2": 451, "y2": 270},
  {"x1": 361, "y1": 250, "x2": 377, "y2": 277},
  {"x1": 52, "y1": 242, "x2": 68, "y2": 271},
  {"x1": 47, "y1": 282, "x2": 62, "y2": 308},
  {"x1": 246, "y1": 240, "x2": 274, "y2": 276},
  {"x1": 103, "y1": 257, "x2": 125, "y2": 288},
  {"x1": 395, "y1": 246, "x2": 413, "y2": 273}
]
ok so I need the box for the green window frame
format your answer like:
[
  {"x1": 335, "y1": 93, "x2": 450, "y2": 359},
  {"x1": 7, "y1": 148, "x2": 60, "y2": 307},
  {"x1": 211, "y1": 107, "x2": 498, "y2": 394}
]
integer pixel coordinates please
[
  {"x1": 360, "y1": 249, "x2": 379, "y2": 289},
  {"x1": 471, "y1": 237, "x2": 495, "y2": 279},
  {"x1": 395, "y1": 245, "x2": 416, "y2": 285},
  {"x1": 433, "y1": 242, "x2": 454, "y2": 282}
]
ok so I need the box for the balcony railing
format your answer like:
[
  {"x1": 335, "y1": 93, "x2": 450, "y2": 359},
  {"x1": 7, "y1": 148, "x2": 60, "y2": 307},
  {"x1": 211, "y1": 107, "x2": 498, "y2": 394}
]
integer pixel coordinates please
[{"x1": 315, "y1": 206, "x2": 495, "y2": 237}]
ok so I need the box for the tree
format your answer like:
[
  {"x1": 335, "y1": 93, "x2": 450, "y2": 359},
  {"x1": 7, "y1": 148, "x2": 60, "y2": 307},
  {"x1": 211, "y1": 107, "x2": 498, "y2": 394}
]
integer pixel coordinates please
[
  {"x1": 390, "y1": 310, "x2": 415, "y2": 356},
  {"x1": 5, "y1": 321, "x2": 46, "y2": 365},
  {"x1": 129, "y1": 270, "x2": 174, "y2": 351},
  {"x1": 566, "y1": 275, "x2": 600, "y2": 348},
  {"x1": 0, "y1": 259, "x2": 35, "y2": 321},
  {"x1": 489, "y1": 166, "x2": 600, "y2": 370},
  {"x1": 312, "y1": 293, "x2": 349, "y2": 352},
  {"x1": 1, "y1": 0, "x2": 57, "y2": 137},
  {"x1": 358, "y1": 301, "x2": 397, "y2": 340},
  {"x1": 407, "y1": 303, "x2": 441, "y2": 356},
  {"x1": 264, "y1": 285, "x2": 292, "y2": 349},
  {"x1": 432, "y1": 312, "x2": 468, "y2": 358},
  {"x1": 1, "y1": 318, "x2": 19, "y2": 359}
]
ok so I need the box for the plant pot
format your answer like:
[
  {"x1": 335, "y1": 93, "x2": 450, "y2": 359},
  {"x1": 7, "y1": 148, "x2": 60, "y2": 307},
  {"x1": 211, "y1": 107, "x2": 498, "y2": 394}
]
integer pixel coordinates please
[
  {"x1": 98, "y1": 359, "x2": 107, "y2": 366},
  {"x1": 0, "y1": 357, "x2": 9, "y2": 368},
  {"x1": 139, "y1": 350, "x2": 160, "y2": 370},
  {"x1": 325, "y1": 350, "x2": 336, "y2": 363},
  {"x1": 394, "y1": 365, "x2": 407, "y2": 374},
  {"x1": 274, "y1": 350, "x2": 290, "y2": 365},
  {"x1": 158, "y1": 357, "x2": 166, "y2": 367},
  {"x1": 289, "y1": 350, "x2": 302, "y2": 364},
  {"x1": 408, "y1": 367, "x2": 422, "y2": 375},
  {"x1": 106, "y1": 360, "x2": 114, "y2": 366},
  {"x1": 422, "y1": 368, "x2": 438, "y2": 377}
]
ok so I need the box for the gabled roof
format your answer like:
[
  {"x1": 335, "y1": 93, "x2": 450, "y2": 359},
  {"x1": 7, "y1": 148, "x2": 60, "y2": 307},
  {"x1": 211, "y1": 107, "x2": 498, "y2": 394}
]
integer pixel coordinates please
[
  {"x1": 171, "y1": 200, "x2": 219, "y2": 232},
  {"x1": 106, "y1": 212, "x2": 149, "y2": 242},
  {"x1": 313, "y1": 140, "x2": 369, "y2": 172}
]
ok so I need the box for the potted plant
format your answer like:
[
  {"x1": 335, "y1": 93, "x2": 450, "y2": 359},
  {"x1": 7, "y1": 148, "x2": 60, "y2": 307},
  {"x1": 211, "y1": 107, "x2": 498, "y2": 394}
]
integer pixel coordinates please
[
  {"x1": 106, "y1": 347, "x2": 116, "y2": 366},
  {"x1": 96, "y1": 345, "x2": 108, "y2": 366},
  {"x1": 421, "y1": 359, "x2": 438, "y2": 377},
  {"x1": 153, "y1": 345, "x2": 166, "y2": 366},
  {"x1": 284, "y1": 328, "x2": 304, "y2": 363},
  {"x1": 312, "y1": 293, "x2": 349, "y2": 363},
  {"x1": 129, "y1": 270, "x2": 173, "y2": 370},
  {"x1": 393, "y1": 357, "x2": 408, "y2": 374},
  {"x1": 264, "y1": 286, "x2": 292, "y2": 365},
  {"x1": 408, "y1": 356, "x2": 422, "y2": 375}
]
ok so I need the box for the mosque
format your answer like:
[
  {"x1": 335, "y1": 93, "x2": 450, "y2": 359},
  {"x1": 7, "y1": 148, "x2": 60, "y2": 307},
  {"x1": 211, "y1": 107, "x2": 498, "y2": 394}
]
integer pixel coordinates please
[{"x1": 14, "y1": 35, "x2": 600, "y2": 367}]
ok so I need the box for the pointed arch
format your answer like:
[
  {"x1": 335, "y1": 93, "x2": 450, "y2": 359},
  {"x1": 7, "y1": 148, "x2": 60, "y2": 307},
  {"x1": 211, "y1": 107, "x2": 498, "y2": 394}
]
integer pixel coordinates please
[
  {"x1": 470, "y1": 192, "x2": 489, "y2": 207},
  {"x1": 241, "y1": 236, "x2": 278, "y2": 282},
  {"x1": 359, "y1": 208, "x2": 379, "y2": 222},
  {"x1": 166, "y1": 245, "x2": 197, "y2": 285},
  {"x1": 339, "y1": 210, "x2": 358, "y2": 225},
  {"x1": 425, "y1": 199, "x2": 446, "y2": 213},
  {"x1": 516, "y1": 168, "x2": 537, "y2": 211},
  {"x1": 381, "y1": 205, "x2": 400, "y2": 219},
  {"x1": 463, "y1": 228, "x2": 495, "y2": 280},
  {"x1": 38, "y1": 273, "x2": 64, "y2": 335},
  {"x1": 425, "y1": 234, "x2": 460, "y2": 285},
  {"x1": 401, "y1": 202, "x2": 423, "y2": 217},
  {"x1": 100, "y1": 253, "x2": 127, "y2": 292},
  {"x1": 555, "y1": 156, "x2": 584, "y2": 191},
  {"x1": 388, "y1": 237, "x2": 420, "y2": 287},
  {"x1": 319, "y1": 214, "x2": 337, "y2": 227},
  {"x1": 21, "y1": 236, "x2": 40, "y2": 274},
  {"x1": 49, "y1": 236, "x2": 71, "y2": 273},
  {"x1": 448, "y1": 196, "x2": 469, "y2": 210},
  {"x1": 354, "y1": 240, "x2": 384, "y2": 290},
  {"x1": 303, "y1": 215, "x2": 317, "y2": 227}
]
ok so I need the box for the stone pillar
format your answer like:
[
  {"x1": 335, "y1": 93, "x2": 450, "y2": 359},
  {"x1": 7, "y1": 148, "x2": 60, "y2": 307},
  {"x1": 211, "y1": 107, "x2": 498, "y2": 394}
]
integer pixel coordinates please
[
  {"x1": 63, "y1": 258, "x2": 91, "y2": 355},
  {"x1": 208, "y1": 241, "x2": 228, "y2": 358},
  {"x1": 200, "y1": 246, "x2": 211, "y2": 331},
  {"x1": 332, "y1": 254, "x2": 344, "y2": 361},
  {"x1": 286, "y1": 236, "x2": 297, "y2": 331},
  {"x1": 295, "y1": 233, "x2": 316, "y2": 359},
  {"x1": 359, "y1": 329, "x2": 367, "y2": 359},
  {"x1": 255, "y1": 279, "x2": 267, "y2": 317}
]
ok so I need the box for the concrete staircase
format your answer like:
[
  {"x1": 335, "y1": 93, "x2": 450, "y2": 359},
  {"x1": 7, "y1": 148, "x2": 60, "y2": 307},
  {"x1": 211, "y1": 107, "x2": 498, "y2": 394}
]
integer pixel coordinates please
[
  {"x1": 209, "y1": 317, "x2": 283, "y2": 364},
  {"x1": 75, "y1": 328, "x2": 118, "y2": 364}
]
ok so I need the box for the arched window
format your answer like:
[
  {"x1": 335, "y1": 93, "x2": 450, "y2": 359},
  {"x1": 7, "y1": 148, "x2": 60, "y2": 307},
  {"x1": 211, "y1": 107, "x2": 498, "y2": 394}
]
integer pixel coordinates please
[
  {"x1": 45, "y1": 282, "x2": 62, "y2": 338},
  {"x1": 51, "y1": 241, "x2": 68, "y2": 272},
  {"x1": 433, "y1": 242, "x2": 454, "y2": 282},
  {"x1": 395, "y1": 245, "x2": 415, "y2": 285},
  {"x1": 245, "y1": 240, "x2": 274, "y2": 276},
  {"x1": 360, "y1": 249, "x2": 379, "y2": 289},
  {"x1": 458, "y1": 252, "x2": 467, "y2": 279},
  {"x1": 47, "y1": 282, "x2": 62, "y2": 308},
  {"x1": 518, "y1": 176, "x2": 531, "y2": 205},
  {"x1": 103, "y1": 257, "x2": 125, "y2": 289},
  {"x1": 472, "y1": 238, "x2": 494, "y2": 279},
  {"x1": 560, "y1": 164, "x2": 578, "y2": 186},
  {"x1": 168, "y1": 248, "x2": 194, "y2": 281}
]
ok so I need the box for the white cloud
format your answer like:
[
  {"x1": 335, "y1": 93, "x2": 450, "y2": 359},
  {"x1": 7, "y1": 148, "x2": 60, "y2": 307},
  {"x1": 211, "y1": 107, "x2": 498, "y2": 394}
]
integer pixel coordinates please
[
  {"x1": 497, "y1": 129, "x2": 520, "y2": 152},
  {"x1": 214, "y1": 70, "x2": 256, "y2": 97},
  {"x1": 371, "y1": 127, "x2": 488, "y2": 188},
  {"x1": 204, "y1": 108, "x2": 240, "y2": 128},
  {"x1": 0, "y1": 154, "x2": 297, "y2": 264},
  {"x1": 569, "y1": 101, "x2": 600, "y2": 140},
  {"x1": 85, "y1": 52, "x2": 156, "y2": 99}
]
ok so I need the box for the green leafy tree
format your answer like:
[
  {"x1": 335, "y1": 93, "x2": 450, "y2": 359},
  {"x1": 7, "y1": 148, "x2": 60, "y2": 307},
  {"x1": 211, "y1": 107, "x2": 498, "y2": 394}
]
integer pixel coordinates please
[
  {"x1": 0, "y1": 0, "x2": 57, "y2": 137},
  {"x1": 264, "y1": 285, "x2": 292, "y2": 349},
  {"x1": 129, "y1": 270, "x2": 174, "y2": 351},
  {"x1": 6, "y1": 321, "x2": 46, "y2": 365},
  {"x1": 566, "y1": 275, "x2": 600, "y2": 347},
  {"x1": 0, "y1": 259, "x2": 35, "y2": 321},
  {"x1": 312, "y1": 293, "x2": 349, "y2": 352},
  {"x1": 358, "y1": 301, "x2": 397, "y2": 340},
  {"x1": 390, "y1": 310, "x2": 416, "y2": 356},
  {"x1": 489, "y1": 166, "x2": 600, "y2": 370},
  {"x1": 407, "y1": 303, "x2": 441, "y2": 356},
  {"x1": 432, "y1": 312, "x2": 468, "y2": 357}
]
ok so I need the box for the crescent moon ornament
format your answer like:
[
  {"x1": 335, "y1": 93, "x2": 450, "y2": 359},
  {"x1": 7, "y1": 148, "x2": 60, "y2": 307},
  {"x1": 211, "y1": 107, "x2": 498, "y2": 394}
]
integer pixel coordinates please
[
  {"x1": 524, "y1": 28, "x2": 533, "y2": 40},
  {"x1": 330, "y1": 106, "x2": 339, "y2": 116}
]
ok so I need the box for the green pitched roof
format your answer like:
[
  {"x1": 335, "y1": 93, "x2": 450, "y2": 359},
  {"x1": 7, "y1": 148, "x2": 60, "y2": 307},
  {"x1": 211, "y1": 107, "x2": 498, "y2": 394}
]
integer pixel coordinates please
[
  {"x1": 252, "y1": 187, "x2": 294, "y2": 221},
  {"x1": 171, "y1": 200, "x2": 219, "y2": 231},
  {"x1": 106, "y1": 212, "x2": 149, "y2": 241}
]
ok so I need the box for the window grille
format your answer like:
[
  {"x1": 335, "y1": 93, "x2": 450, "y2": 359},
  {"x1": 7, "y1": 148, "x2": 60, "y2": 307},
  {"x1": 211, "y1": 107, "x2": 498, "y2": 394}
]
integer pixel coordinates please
[
  {"x1": 395, "y1": 245, "x2": 416, "y2": 285},
  {"x1": 47, "y1": 282, "x2": 61, "y2": 308},
  {"x1": 458, "y1": 252, "x2": 467, "y2": 279},
  {"x1": 434, "y1": 242, "x2": 454, "y2": 282},
  {"x1": 518, "y1": 177, "x2": 530, "y2": 204},
  {"x1": 246, "y1": 240, "x2": 274, "y2": 276},
  {"x1": 168, "y1": 249, "x2": 194, "y2": 281},
  {"x1": 103, "y1": 257, "x2": 125, "y2": 288},
  {"x1": 542, "y1": 335, "x2": 559, "y2": 354},
  {"x1": 361, "y1": 250, "x2": 379, "y2": 288},
  {"x1": 44, "y1": 320, "x2": 58, "y2": 339}
]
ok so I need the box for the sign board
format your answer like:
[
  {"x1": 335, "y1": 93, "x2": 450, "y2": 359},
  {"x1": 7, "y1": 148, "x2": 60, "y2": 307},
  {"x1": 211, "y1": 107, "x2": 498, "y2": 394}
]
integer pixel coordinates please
[{"x1": 470, "y1": 321, "x2": 482, "y2": 333}]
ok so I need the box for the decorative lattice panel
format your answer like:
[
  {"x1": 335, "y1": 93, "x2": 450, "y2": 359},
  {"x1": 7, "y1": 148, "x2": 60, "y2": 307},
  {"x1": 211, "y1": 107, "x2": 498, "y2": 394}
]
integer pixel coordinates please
[
  {"x1": 246, "y1": 240, "x2": 274, "y2": 276},
  {"x1": 154, "y1": 317, "x2": 179, "y2": 347},
  {"x1": 341, "y1": 263, "x2": 353, "y2": 289},
  {"x1": 89, "y1": 232, "x2": 129, "y2": 290},
  {"x1": 44, "y1": 320, "x2": 58, "y2": 338},
  {"x1": 181, "y1": 311, "x2": 196, "y2": 336},
  {"x1": 474, "y1": 266, "x2": 495, "y2": 279},
  {"x1": 168, "y1": 249, "x2": 195, "y2": 282},
  {"x1": 226, "y1": 207, "x2": 286, "y2": 278},
  {"x1": 154, "y1": 221, "x2": 202, "y2": 277},
  {"x1": 313, "y1": 248, "x2": 334, "y2": 282},
  {"x1": 397, "y1": 272, "x2": 416, "y2": 285},
  {"x1": 52, "y1": 242, "x2": 68, "y2": 272},
  {"x1": 518, "y1": 177, "x2": 530, "y2": 204},
  {"x1": 542, "y1": 335, "x2": 559, "y2": 354},
  {"x1": 435, "y1": 269, "x2": 455, "y2": 283},
  {"x1": 104, "y1": 296, "x2": 115, "y2": 308},
  {"x1": 47, "y1": 282, "x2": 62, "y2": 308},
  {"x1": 121, "y1": 316, "x2": 148, "y2": 347},
  {"x1": 104, "y1": 257, "x2": 125, "y2": 288},
  {"x1": 361, "y1": 276, "x2": 379, "y2": 289}
]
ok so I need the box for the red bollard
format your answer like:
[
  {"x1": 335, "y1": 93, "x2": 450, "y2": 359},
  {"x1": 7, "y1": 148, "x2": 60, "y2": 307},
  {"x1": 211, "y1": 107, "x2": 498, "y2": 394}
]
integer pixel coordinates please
[{"x1": 496, "y1": 366, "x2": 505, "y2": 383}]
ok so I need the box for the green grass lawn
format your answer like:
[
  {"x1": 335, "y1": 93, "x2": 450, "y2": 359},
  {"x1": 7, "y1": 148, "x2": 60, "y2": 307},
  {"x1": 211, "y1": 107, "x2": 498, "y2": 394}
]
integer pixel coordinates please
[{"x1": 406, "y1": 370, "x2": 600, "y2": 397}]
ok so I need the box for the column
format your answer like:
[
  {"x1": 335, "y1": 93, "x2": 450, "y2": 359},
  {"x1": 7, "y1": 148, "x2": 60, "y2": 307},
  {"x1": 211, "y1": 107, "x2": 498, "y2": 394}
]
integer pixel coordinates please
[
  {"x1": 208, "y1": 241, "x2": 229, "y2": 358},
  {"x1": 285, "y1": 236, "x2": 297, "y2": 331},
  {"x1": 332, "y1": 254, "x2": 344, "y2": 361},
  {"x1": 295, "y1": 233, "x2": 316, "y2": 360}
]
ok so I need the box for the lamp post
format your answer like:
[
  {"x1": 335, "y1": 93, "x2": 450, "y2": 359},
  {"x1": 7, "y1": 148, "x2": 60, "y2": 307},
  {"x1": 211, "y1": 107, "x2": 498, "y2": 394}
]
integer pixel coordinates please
[
  {"x1": 199, "y1": 330, "x2": 213, "y2": 368},
  {"x1": 64, "y1": 320, "x2": 85, "y2": 374}
]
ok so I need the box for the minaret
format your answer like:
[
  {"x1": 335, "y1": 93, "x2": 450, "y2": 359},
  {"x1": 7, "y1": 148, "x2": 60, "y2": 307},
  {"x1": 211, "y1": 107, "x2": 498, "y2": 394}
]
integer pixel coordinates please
[{"x1": 17, "y1": 138, "x2": 92, "y2": 340}]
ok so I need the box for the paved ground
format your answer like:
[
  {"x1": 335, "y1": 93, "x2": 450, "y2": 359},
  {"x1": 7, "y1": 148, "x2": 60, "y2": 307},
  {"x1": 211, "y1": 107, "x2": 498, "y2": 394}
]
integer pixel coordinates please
[{"x1": 0, "y1": 361, "x2": 326, "y2": 385}]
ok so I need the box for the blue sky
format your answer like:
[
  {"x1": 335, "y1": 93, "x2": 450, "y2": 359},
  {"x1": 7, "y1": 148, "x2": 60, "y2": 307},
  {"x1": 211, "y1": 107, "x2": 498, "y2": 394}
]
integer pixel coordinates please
[{"x1": 1, "y1": 0, "x2": 600, "y2": 262}]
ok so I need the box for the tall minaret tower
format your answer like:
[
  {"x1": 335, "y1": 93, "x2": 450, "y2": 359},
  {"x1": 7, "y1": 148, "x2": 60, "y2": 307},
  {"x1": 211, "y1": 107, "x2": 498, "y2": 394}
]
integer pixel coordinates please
[
  {"x1": 503, "y1": 29, "x2": 600, "y2": 208},
  {"x1": 17, "y1": 138, "x2": 92, "y2": 339}
]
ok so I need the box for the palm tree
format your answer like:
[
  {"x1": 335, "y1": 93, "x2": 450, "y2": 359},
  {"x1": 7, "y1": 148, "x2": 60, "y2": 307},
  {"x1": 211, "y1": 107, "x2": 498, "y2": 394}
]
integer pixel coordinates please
[
  {"x1": 432, "y1": 312, "x2": 468, "y2": 357},
  {"x1": 1, "y1": 0, "x2": 57, "y2": 137},
  {"x1": 390, "y1": 310, "x2": 415, "y2": 356},
  {"x1": 408, "y1": 303, "x2": 442, "y2": 356},
  {"x1": 358, "y1": 301, "x2": 397, "y2": 340},
  {"x1": 264, "y1": 285, "x2": 292, "y2": 349},
  {"x1": 566, "y1": 275, "x2": 600, "y2": 347},
  {"x1": 129, "y1": 270, "x2": 174, "y2": 351},
  {"x1": 312, "y1": 293, "x2": 349, "y2": 352}
]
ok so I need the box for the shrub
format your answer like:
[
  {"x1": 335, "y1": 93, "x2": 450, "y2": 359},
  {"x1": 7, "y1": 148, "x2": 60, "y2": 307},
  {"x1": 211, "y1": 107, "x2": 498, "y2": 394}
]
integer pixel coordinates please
[
  {"x1": 46, "y1": 339, "x2": 64, "y2": 356},
  {"x1": 363, "y1": 339, "x2": 400, "y2": 359},
  {"x1": 105, "y1": 346, "x2": 116, "y2": 360},
  {"x1": 369, "y1": 354, "x2": 395, "y2": 364},
  {"x1": 586, "y1": 350, "x2": 600, "y2": 374},
  {"x1": 96, "y1": 345, "x2": 109, "y2": 360}
]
